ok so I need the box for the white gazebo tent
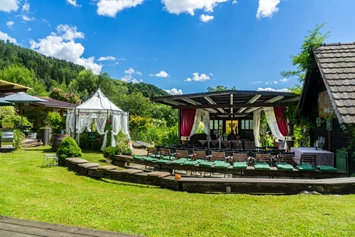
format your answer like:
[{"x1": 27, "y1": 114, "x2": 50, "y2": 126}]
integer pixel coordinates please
[{"x1": 66, "y1": 88, "x2": 131, "y2": 151}]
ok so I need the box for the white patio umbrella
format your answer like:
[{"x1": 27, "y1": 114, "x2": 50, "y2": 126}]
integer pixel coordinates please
[{"x1": 4, "y1": 92, "x2": 47, "y2": 125}]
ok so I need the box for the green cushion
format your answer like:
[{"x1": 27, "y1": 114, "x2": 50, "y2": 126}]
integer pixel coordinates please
[
  {"x1": 161, "y1": 156, "x2": 172, "y2": 160},
  {"x1": 199, "y1": 161, "x2": 214, "y2": 167},
  {"x1": 316, "y1": 165, "x2": 338, "y2": 172},
  {"x1": 296, "y1": 164, "x2": 315, "y2": 171},
  {"x1": 170, "y1": 158, "x2": 188, "y2": 165},
  {"x1": 233, "y1": 161, "x2": 248, "y2": 169},
  {"x1": 254, "y1": 162, "x2": 270, "y2": 170},
  {"x1": 183, "y1": 160, "x2": 199, "y2": 166},
  {"x1": 155, "y1": 159, "x2": 171, "y2": 164},
  {"x1": 143, "y1": 157, "x2": 158, "y2": 162},
  {"x1": 133, "y1": 156, "x2": 146, "y2": 160},
  {"x1": 149, "y1": 154, "x2": 159, "y2": 158},
  {"x1": 276, "y1": 162, "x2": 294, "y2": 171},
  {"x1": 213, "y1": 161, "x2": 230, "y2": 169}
]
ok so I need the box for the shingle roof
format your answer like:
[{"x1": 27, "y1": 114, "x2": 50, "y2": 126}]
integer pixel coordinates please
[{"x1": 313, "y1": 42, "x2": 355, "y2": 124}]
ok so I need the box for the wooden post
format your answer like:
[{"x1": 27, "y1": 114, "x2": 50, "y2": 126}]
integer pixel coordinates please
[{"x1": 178, "y1": 109, "x2": 181, "y2": 145}]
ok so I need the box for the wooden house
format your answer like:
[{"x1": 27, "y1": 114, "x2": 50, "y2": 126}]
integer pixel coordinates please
[{"x1": 298, "y1": 42, "x2": 355, "y2": 174}]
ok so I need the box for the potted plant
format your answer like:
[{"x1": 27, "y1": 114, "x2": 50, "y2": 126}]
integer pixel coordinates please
[{"x1": 48, "y1": 111, "x2": 68, "y2": 151}]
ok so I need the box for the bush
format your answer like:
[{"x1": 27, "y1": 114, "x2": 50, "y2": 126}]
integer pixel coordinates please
[
  {"x1": 56, "y1": 137, "x2": 82, "y2": 165},
  {"x1": 48, "y1": 112, "x2": 64, "y2": 134},
  {"x1": 2, "y1": 115, "x2": 32, "y2": 128},
  {"x1": 13, "y1": 129, "x2": 25, "y2": 149},
  {"x1": 117, "y1": 143, "x2": 132, "y2": 155},
  {"x1": 103, "y1": 146, "x2": 117, "y2": 159}
]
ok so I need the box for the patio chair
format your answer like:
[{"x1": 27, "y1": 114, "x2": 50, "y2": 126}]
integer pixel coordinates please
[
  {"x1": 231, "y1": 140, "x2": 243, "y2": 150},
  {"x1": 171, "y1": 150, "x2": 192, "y2": 165},
  {"x1": 296, "y1": 154, "x2": 316, "y2": 171},
  {"x1": 231, "y1": 153, "x2": 248, "y2": 169},
  {"x1": 210, "y1": 151, "x2": 227, "y2": 162},
  {"x1": 244, "y1": 141, "x2": 255, "y2": 150},
  {"x1": 275, "y1": 153, "x2": 295, "y2": 171},
  {"x1": 254, "y1": 153, "x2": 271, "y2": 170}
]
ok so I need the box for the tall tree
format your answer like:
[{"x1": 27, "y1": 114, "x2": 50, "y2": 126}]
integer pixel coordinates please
[{"x1": 281, "y1": 22, "x2": 331, "y2": 85}]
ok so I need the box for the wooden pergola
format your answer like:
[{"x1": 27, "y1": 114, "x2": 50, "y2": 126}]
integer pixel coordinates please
[
  {"x1": 152, "y1": 90, "x2": 300, "y2": 142},
  {"x1": 0, "y1": 79, "x2": 31, "y2": 94}
]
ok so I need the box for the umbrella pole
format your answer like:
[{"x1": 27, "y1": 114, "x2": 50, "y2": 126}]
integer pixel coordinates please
[{"x1": 20, "y1": 102, "x2": 23, "y2": 126}]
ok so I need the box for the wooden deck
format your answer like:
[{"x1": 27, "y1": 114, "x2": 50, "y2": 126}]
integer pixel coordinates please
[
  {"x1": 0, "y1": 216, "x2": 138, "y2": 237},
  {"x1": 65, "y1": 157, "x2": 355, "y2": 194}
]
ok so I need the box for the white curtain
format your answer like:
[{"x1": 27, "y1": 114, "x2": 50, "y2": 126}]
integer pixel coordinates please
[
  {"x1": 111, "y1": 114, "x2": 122, "y2": 147},
  {"x1": 264, "y1": 107, "x2": 286, "y2": 149},
  {"x1": 95, "y1": 113, "x2": 108, "y2": 151},
  {"x1": 253, "y1": 109, "x2": 261, "y2": 147},
  {"x1": 75, "y1": 113, "x2": 90, "y2": 145},
  {"x1": 120, "y1": 113, "x2": 133, "y2": 149},
  {"x1": 66, "y1": 112, "x2": 74, "y2": 135},
  {"x1": 189, "y1": 109, "x2": 210, "y2": 138}
]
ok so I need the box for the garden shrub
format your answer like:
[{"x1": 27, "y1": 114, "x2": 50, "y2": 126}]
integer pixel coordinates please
[
  {"x1": 117, "y1": 143, "x2": 132, "y2": 155},
  {"x1": 13, "y1": 129, "x2": 25, "y2": 149},
  {"x1": 2, "y1": 115, "x2": 32, "y2": 128},
  {"x1": 48, "y1": 112, "x2": 64, "y2": 134},
  {"x1": 103, "y1": 146, "x2": 117, "y2": 159},
  {"x1": 56, "y1": 137, "x2": 82, "y2": 165}
]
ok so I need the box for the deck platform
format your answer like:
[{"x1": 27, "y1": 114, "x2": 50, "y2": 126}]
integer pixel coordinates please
[
  {"x1": 0, "y1": 216, "x2": 137, "y2": 237},
  {"x1": 65, "y1": 157, "x2": 355, "y2": 194}
]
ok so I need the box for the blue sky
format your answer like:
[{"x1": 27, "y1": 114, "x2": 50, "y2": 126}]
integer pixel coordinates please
[{"x1": 1, "y1": 0, "x2": 355, "y2": 95}]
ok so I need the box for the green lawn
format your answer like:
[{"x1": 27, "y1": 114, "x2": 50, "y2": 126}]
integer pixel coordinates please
[{"x1": 0, "y1": 147, "x2": 354, "y2": 236}]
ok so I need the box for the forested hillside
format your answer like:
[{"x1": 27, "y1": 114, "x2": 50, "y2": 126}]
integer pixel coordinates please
[{"x1": 0, "y1": 40, "x2": 178, "y2": 145}]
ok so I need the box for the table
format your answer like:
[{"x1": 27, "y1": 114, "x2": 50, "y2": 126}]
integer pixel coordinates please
[{"x1": 290, "y1": 147, "x2": 334, "y2": 166}]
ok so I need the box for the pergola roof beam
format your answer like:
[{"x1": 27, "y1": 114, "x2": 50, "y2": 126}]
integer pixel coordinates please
[
  {"x1": 248, "y1": 94, "x2": 262, "y2": 104},
  {"x1": 245, "y1": 107, "x2": 260, "y2": 113},
  {"x1": 265, "y1": 95, "x2": 284, "y2": 103}
]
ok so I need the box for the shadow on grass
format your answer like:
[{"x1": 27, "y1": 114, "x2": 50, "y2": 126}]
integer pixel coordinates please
[
  {"x1": 24, "y1": 147, "x2": 53, "y2": 153},
  {"x1": 101, "y1": 178, "x2": 160, "y2": 190}
]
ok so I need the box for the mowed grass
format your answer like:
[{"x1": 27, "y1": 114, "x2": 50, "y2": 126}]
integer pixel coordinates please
[{"x1": 0, "y1": 147, "x2": 355, "y2": 236}]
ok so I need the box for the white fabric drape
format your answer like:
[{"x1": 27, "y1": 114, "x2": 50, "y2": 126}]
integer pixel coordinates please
[
  {"x1": 264, "y1": 107, "x2": 286, "y2": 149},
  {"x1": 95, "y1": 113, "x2": 108, "y2": 151},
  {"x1": 189, "y1": 109, "x2": 210, "y2": 138},
  {"x1": 75, "y1": 114, "x2": 90, "y2": 145},
  {"x1": 111, "y1": 114, "x2": 122, "y2": 147},
  {"x1": 253, "y1": 109, "x2": 261, "y2": 147},
  {"x1": 66, "y1": 112, "x2": 74, "y2": 135},
  {"x1": 120, "y1": 113, "x2": 133, "y2": 149}
]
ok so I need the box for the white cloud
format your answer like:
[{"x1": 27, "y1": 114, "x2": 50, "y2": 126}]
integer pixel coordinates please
[
  {"x1": 185, "y1": 72, "x2": 210, "y2": 82},
  {"x1": 125, "y1": 67, "x2": 135, "y2": 74},
  {"x1": 27, "y1": 28, "x2": 31, "y2": 31},
  {"x1": 121, "y1": 67, "x2": 142, "y2": 83},
  {"x1": 265, "y1": 81, "x2": 272, "y2": 85},
  {"x1": 273, "y1": 80, "x2": 278, "y2": 84},
  {"x1": 256, "y1": 0, "x2": 280, "y2": 19},
  {"x1": 21, "y1": 15, "x2": 34, "y2": 21},
  {"x1": 209, "y1": 73, "x2": 213, "y2": 76},
  {"x1": 200, "y1": 14, "x2": 214, "y2": 23},
  {"x1": 280, "y1": 78, "x2": 287, "y2": 82},
  {"x1": 162, "y1": 0, "x2": 227, "y2": 15},
  {"x1": 251, "y1": 81, "x2": 262, "y2": 84},
  {"x1": 97, "y1": 56, "x2": 116, "y2": 61},
  {"x1": 257, "y1": 87, "x2": 290, "y2": 92},
  {"x1": 30, "y1": 25, "x2": 102, "y2": 74},
  {"x1": 165, "y1": 88, "x2": 183, "y2": 95},
  {"x1": 6, "y1": 21, "x2": 14, "y2": 29},
  {"x1": 22, "y1": 1, "x2": 30, "y2": 12},
  {"x1": 67, "y1": 0, "x2": 80, "y2": 7},
  {"x1": 232, "y1": 0, "x2": 237, "y2": 4},
  {"x1": 0, "y1": 0, "x2": 19, "y2": 12},
  {"x1": 136, "y1": 71, "x2": 142, "y2": 76},
  {"x1": 97, "y1": 0, "x2": 144, "y2": 17},
  {"x1": 0, "y1": 31, "x2": 17, "y2": 44},
  {"x1": 56, "y1": 24, "x2": 84, "y2": 40},
  {"x1": 150, "y1": 71, "x2": 169, "y2": 78}
]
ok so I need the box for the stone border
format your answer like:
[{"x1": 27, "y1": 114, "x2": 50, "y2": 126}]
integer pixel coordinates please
[{"x1": 64, "y1": 157, "x2": 355, "y2": 194}]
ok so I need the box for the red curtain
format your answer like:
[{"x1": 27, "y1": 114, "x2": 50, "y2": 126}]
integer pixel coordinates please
[
  {"x1": 181, "y1": 109, "x2": 196, "y2": 136},
  {"x1": 274, "y1": 107, "x2": 288, "y2": 137}
]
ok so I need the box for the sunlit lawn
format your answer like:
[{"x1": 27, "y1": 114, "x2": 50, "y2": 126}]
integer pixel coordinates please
[{"x1": 0, "y1": 146, "x2": 354, "y2": 236}]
